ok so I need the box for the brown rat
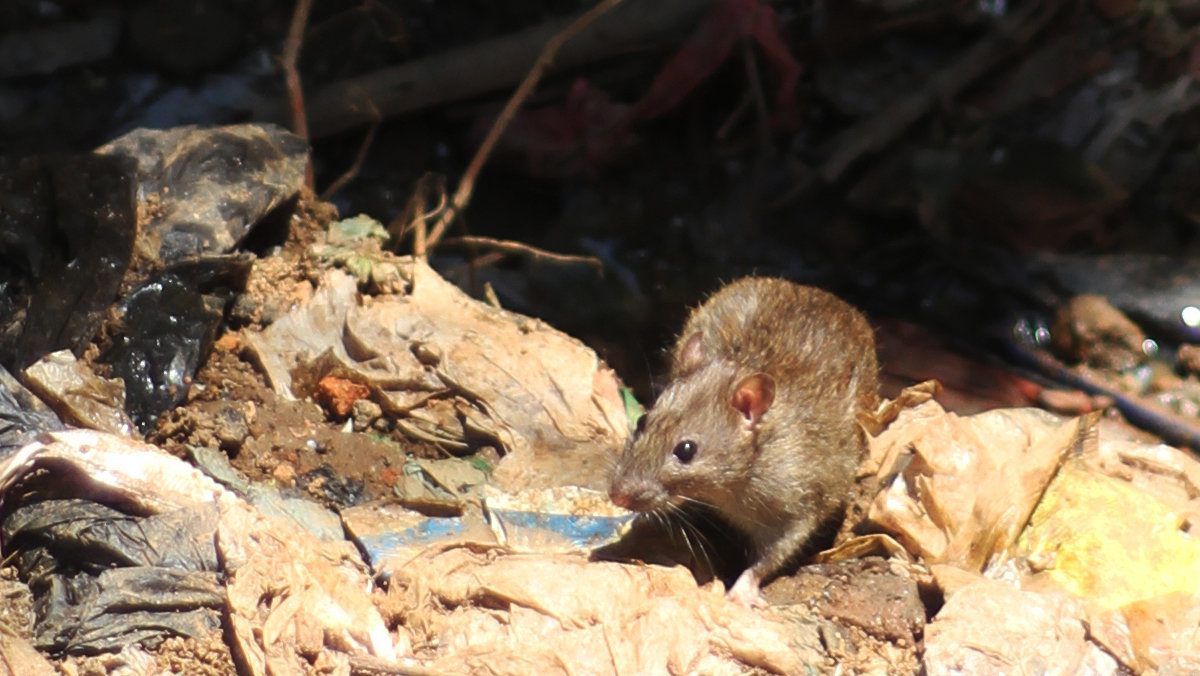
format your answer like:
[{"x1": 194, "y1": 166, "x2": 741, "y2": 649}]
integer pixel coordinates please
[{"x1": 609, "y1": 276, "x2": 879, "y2": 606}]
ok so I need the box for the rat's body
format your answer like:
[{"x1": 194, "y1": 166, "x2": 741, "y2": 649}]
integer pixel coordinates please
[{"x1": 610, "y1": 277, "x2": 879, "y2": 606}]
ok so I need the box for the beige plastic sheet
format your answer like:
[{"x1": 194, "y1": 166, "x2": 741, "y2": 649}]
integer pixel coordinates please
[
  {"x1": 385, "y1": 544, "x2": 826, "y2": 675},
  {"x1": 924, "y1": 573, "x2": 1121, "y2": 675}
]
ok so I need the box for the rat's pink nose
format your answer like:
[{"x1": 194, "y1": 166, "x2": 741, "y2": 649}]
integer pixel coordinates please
[
  {"x1": 609, "y1": 481, "x2": 661, "y2": 512},
  {"x1": 610, "y1": 490, "x2": 633, "y2": 509}
]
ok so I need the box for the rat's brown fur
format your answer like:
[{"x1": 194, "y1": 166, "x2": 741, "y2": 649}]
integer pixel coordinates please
[{"x1": 610, "y1": 277, "x2": 879, "y2": 600}]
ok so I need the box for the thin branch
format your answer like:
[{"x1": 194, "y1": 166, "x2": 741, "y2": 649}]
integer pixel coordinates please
[
  {"x1": 440, "y1": 235, "x2": 604, "y2": 274},
  {"x1": 349, "y1": 654, "x2": 448, "y2": 676},
  {"x1": 425, "y1": 0, "x2": 627, "y2": 250},
  {"x1": 389, "y1": 173, "x2": 446, "y2": 256},
  {"x1": 741, "y1": 36, "x2": 772, "y2": 153},
  {"x1": 282, "y1": 0, "x2": 316, "y2": 190},
  {"x1": 715, "y1": 93, "x2": 751, "y2": 141},
  {"x1": 320, "y1": 120, "x2": 380, "y2": 200}
]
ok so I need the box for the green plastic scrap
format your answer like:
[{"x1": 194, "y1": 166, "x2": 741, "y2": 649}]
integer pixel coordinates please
[{"x1": 620, "y1": 385, "x2": 645, "y2": 433}]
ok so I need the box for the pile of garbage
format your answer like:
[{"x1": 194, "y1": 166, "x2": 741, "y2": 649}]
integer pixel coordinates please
[{"x1": 2, "y1": 121, "x2": 1198, "y2": 674}]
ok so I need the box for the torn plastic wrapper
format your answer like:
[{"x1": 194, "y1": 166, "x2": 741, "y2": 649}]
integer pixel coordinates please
[
  {"x1": 924, "y1": 574, "x2": 1121, "y2": 675},
  {"x1": 20, "y1": 350, "x2": 135, "y2": 438},
  {"x1": 340, "y1": 502, "x2": 486, "y2": 575},
  {"x1": 2, "y1": 123, "x2": 304, "y2": 441},
  {"x1": 2, "y1": 499, "x2": 224, "y2": 654},
  {"x1": 1021, "y1": 458, "x2": 1200, "y2": 610},
  {"x1": 341, "y1": 454, "x2": 494, "y2": 572}
]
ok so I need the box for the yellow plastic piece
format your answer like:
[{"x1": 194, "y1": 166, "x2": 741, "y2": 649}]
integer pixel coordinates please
[{"x1": 1018, "y1": 459, "x2": 1200, "y2": 610}]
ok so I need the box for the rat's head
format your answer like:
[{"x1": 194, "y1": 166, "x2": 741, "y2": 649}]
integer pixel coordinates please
[{"x1": 609, "y1": 334, "x2": 775, "y2": 515}]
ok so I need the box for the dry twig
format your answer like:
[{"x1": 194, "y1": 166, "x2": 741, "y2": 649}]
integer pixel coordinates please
[
  {"x1": 439, "y1": 236, "x2": 604, "y2": 274},
  {"x1": 388, "y1": 173, "x2": 447, "y2": 256},
  {"x1": 349, "y1": 655, "x2": 447, "y2": 676},
  {"x1": 282, "y1": 0, "x2": 316, "y2": 190},
  {"x1": 320, "y1": 120, "x2": 381, "y2": 200},
  {"x1": 741, "y1": 37, "x2": 773, "y2": 153}
]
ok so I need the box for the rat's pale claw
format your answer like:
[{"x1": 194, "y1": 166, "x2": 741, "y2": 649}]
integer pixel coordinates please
[{"x1": 726, "y1": 569, "x2": 768, "y2": 609}]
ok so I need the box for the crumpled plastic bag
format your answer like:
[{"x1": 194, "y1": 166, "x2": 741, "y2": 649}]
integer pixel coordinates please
[
  {"x1": 3, "y1": 499, "x2": 223, "y2": 653},
  {"x1": 0, "y1": 429, "x2": 397, "y2": 675},
  {"x1": 864, "y1": 400, "x2": 1084, "y2": 571},
  {"x1": 0, "y1": 364, "x2": 63, "y2": 459},
  {"x1": 863, "y1": 400, "x2": 1200, "y2": 674}
]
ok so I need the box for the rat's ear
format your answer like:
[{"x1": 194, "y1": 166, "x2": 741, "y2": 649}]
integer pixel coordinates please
[
  {"x1": 676, "y1": 332, "x2": 706, "y2": 375},
  {"x1": 732, "y1": 373, "x2": 775, "y2": 427}
]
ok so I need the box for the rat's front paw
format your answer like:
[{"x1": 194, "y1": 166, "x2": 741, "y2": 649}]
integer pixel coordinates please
[{"x1": 726, "y1": 569, "x2": 768, "y2": 609}]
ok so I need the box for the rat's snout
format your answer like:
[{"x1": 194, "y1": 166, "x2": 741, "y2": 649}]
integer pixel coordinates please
[
  {"x1": 610, "y1": 490, "x2": 635, "y2": 510},
  {"x1": 609, "y1": 478, "x2": 663, "y2": 512}
]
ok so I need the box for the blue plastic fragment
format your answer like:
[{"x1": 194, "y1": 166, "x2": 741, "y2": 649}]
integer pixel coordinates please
[
  {"x1": 491, "y1": 510, "x2": 633, "y2": 549},
  {"x1": 356, "y1": 517, "x2": 469, "y2": 568}
]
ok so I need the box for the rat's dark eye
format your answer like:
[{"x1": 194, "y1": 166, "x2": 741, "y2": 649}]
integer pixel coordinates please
[
  {"x1": 672, "y1": 440, "x2": 697, "y2": 463},
  {"x1": 635, "y1": 414, "x2": 647, "y2": 435}
]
